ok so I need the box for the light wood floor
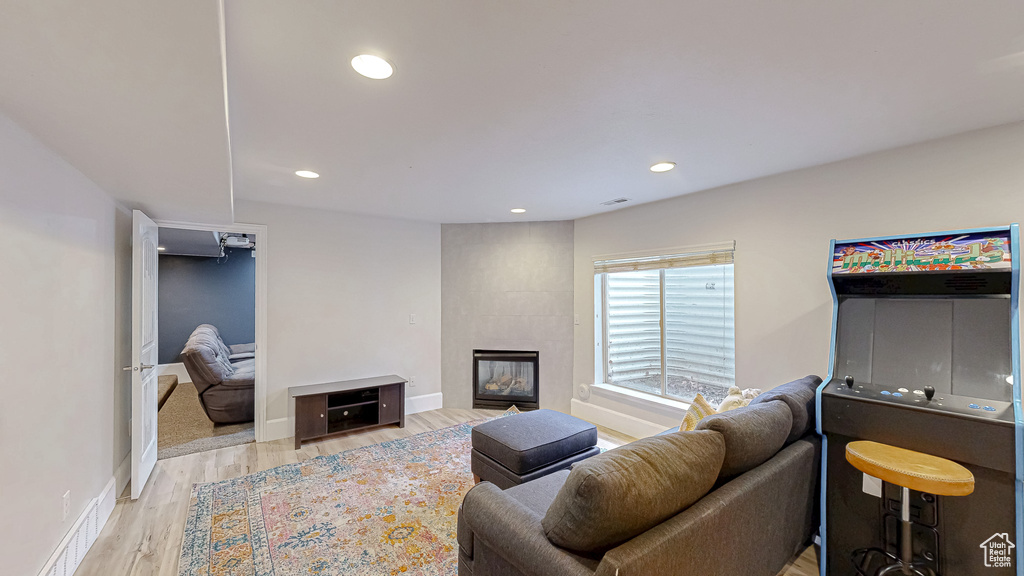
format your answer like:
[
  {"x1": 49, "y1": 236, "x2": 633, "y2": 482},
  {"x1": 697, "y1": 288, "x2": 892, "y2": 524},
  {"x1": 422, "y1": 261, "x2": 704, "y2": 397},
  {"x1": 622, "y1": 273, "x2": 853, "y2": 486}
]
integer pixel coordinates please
[{"x1": 76, "y1": 408, "x2": 817, "y2": 576}]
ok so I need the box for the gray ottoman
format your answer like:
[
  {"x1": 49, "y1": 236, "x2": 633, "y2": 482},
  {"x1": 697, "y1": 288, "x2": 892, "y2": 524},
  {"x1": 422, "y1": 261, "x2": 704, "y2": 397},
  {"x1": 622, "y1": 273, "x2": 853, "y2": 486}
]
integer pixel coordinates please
[{"x1": 471, "y1": 409, "x2": 600, "y2": 489}]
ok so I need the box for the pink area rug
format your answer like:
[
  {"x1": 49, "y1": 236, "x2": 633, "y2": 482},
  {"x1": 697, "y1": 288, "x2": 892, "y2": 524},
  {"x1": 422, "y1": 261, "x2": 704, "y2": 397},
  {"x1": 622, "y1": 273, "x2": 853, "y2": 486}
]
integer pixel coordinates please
[{"x1": 178, "y1": 416, "x2": 504, "y2": 575}]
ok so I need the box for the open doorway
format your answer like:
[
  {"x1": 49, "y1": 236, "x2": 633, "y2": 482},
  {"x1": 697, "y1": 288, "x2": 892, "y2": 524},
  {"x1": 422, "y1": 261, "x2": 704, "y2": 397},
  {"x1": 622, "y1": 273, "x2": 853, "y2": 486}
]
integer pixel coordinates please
[{"x1": 155, "y1": 226, "x2": 258, "y2": 459}]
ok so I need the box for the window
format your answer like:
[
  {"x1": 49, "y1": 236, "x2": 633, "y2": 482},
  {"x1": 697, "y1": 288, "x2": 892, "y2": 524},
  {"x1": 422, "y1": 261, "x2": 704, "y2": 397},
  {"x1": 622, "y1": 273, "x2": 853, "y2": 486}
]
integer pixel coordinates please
[{"x1": 595, "y1": 242, "x2": 735, "y2": 404}]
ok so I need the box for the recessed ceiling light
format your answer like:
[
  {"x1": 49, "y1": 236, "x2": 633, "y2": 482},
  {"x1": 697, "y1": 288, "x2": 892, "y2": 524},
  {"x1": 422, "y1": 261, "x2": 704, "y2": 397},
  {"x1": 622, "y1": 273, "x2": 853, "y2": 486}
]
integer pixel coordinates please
[
  {"x1": 351, "y1": 55, "x2": 394, "y2": 79},
  {"x1": 157, "y1": 246, "x2": 166, "y2": 251},
  {"x1": 650, "y1": 162, "x2": 676, "y2": 173},
  {"x1": 295, "y1": 170, "x2": 320, "y2": 179},
  {"x1": 511, "y1": 208, "x2": 526, "y2": 214}
]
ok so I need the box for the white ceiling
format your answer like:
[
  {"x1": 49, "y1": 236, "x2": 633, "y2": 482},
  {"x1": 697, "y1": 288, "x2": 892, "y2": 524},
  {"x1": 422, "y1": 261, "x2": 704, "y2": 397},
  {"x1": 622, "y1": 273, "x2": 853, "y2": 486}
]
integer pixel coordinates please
[
  {"x1": 0, "y1": 0, "x2": 234, "y2": 223},
  {"x1": 3, "y1": 1, "x2": 1024, "y2": 224}
]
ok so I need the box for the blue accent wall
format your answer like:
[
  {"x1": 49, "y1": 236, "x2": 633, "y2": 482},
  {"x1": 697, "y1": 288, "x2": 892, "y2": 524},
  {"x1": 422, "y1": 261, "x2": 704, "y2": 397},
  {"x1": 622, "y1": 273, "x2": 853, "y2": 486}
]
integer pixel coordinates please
[{"x1": 158, "y1": 247, "x2": 256, "y2": 363}]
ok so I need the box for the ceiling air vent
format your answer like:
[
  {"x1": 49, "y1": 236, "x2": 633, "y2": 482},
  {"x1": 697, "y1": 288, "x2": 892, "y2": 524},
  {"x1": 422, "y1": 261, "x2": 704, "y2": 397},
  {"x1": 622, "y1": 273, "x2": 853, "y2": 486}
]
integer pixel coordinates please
[{"x1": 600, "y1": 197, "x2": 631, "y2": 206}]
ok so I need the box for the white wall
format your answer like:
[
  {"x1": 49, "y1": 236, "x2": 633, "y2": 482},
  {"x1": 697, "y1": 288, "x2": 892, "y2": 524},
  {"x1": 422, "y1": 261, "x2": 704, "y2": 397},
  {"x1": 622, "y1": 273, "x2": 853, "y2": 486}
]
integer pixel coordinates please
[
  {"x1": 573, "y1": 121, "x2": 1024, "y2": 428},
  {"x1": 234, "y1": 201, "x2": 442, "y2": 438},
  {"x1": 0, "y1": 112, "x2": 130, "y2": 575},
  {"x1": 441, "y1": 222, "x2": 574, "y2": 411}
]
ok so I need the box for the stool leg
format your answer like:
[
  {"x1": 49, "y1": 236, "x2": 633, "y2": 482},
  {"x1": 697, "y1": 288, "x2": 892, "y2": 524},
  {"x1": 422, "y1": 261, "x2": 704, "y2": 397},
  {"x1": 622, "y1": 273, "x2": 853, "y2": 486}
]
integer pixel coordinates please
[
  {"x1": 900, "y1": 487, "x2": 914, "y2": 573},
  {"x1": 876, "y1": 487, "x2": 919, "y2": 576}
]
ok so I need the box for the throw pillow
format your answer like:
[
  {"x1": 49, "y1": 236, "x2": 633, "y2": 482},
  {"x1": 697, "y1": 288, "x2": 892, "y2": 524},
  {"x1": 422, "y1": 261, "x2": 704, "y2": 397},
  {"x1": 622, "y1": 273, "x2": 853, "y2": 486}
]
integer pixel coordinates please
[
  {"x1": 541, "y1": 430, "x2": 725, "y2": 553},
  {"x1": 680, "y1": 393, "x2": 716, "y2": 431},
  {"x1": 696, "y1": 400, "x2": 792, "y2": 479},
  {"x1": 716, "y1": 386, "x2": 747, "y2": 413}
]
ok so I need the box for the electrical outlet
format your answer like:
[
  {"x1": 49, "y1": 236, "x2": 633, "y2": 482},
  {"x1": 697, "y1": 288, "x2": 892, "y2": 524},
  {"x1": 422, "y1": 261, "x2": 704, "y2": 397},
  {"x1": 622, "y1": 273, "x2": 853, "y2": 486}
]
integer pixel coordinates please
[
  {"x1": 862, "y1": 473, "x2": 882, "y2": 498},
  {"x1": 409, "y1": 377, "x2": 416, "y2": 387},
  {"x1": 574, "y1": 314, "x2": 580, "y2": 325},
  {"x1": 62, "y1": 491, "x2": 70, "y2": 521}
]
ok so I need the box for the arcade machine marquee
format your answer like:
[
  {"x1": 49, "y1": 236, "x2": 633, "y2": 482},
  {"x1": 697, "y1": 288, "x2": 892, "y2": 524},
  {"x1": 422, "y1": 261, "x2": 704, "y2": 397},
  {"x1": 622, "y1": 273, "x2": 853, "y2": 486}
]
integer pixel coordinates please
[{"x1": 816, "y1": 226, "x2": 1022, "y2": 575}]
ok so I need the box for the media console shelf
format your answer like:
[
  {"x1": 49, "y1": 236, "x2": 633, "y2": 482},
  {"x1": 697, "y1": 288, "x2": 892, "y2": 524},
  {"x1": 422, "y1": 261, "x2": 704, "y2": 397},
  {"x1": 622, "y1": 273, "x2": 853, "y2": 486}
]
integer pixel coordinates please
[{"x1": 289, "y1": 375, "x2": 406, "y2": 449}]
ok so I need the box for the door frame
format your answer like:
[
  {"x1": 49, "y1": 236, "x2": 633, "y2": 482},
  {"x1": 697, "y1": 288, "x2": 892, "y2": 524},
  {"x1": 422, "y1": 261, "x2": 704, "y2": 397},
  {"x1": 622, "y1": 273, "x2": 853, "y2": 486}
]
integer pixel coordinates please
[{"x1": 155, "y1": 219, "x2": 270, "y2": 443}]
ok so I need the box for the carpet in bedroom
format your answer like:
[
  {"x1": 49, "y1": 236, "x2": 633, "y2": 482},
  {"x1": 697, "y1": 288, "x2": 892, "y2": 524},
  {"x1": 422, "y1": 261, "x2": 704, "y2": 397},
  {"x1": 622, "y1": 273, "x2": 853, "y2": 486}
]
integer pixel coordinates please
[{"x1": 158, "y1": 378, "x2": 254, "y2": 460}]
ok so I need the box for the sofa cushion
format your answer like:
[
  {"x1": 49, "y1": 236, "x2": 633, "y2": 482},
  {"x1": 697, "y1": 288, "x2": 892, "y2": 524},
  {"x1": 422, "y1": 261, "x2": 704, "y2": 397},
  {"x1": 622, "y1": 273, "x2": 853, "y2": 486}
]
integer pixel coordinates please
[
  {"x1": 230, "y1": 358, "x2": 256, "y2": 377},
  {"x1": 748, "y1": 375, "x2": 822, "y2": 443},
  {"x1": 182, "y1": 329, "x2": 234, "y2": 382},
  {"x1": 229, "y1": 342, "x2": 256, "y2": 355},
  {"x1": 541, "y1": 429, "x2": 725, "y2": 553},
  {"x1": 472, "y1": 409, "x2": 597, "y2": 475},
  {"x1": 696, "y1": 400, "x2": 792, "y2": 479},
  {"x1": 505, "y1": 469, "x2": 571, "y2": 516},
  {"x1": 197, "y1": 323, "x2": 233, "y2": 360}
]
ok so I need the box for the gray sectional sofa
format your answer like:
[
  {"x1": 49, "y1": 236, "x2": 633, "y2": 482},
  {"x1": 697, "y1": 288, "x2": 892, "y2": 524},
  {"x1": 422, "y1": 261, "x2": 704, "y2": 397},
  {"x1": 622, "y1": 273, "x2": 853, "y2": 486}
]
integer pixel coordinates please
[
  {"x1": 180, "y1": 324, "x2": 256, "y2": 424},
  {"x1": 458, "y1": 375, "x2": 822, "y2": 576}
]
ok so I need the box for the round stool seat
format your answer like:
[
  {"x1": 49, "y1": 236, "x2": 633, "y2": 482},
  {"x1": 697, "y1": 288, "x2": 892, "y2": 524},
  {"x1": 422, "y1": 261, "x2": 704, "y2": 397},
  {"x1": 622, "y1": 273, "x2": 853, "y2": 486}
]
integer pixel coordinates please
[{"x1": 846, "y1": 441, "x2": 974, "y2": 496}]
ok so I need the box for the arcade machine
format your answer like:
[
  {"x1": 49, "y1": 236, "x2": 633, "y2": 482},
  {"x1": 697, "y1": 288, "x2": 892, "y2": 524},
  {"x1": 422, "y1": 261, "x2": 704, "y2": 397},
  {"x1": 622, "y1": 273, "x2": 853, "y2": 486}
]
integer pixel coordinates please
[{"x1": 816, "y1": 226, "x2": 1022, "y2": 576}]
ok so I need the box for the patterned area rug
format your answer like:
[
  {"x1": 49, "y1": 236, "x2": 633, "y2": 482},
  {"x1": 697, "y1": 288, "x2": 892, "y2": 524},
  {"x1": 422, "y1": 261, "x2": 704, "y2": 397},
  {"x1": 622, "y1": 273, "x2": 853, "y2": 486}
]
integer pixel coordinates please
[{"x1": 179, "y1": 414, "x2": 508, "y2": 576}]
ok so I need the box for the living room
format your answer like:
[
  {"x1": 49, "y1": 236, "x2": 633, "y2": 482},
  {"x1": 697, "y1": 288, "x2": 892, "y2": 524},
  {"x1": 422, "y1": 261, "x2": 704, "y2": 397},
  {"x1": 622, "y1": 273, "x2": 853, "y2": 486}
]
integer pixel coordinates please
[{"x1": 2, "y1": 2, "x2": 1023, "y2": 576}]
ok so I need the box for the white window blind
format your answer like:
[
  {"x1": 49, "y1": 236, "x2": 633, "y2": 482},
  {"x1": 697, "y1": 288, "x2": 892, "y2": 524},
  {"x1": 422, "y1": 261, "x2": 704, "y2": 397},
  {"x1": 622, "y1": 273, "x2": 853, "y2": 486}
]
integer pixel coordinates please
[
  {"x1": 596, "y1": 242, "x2": 735, "y2": 403},
  {"x1": 604, "y1": 270, "x2": 662, "y2": 392},
  {"x1": 664, "y1": 265, "x2": 735, "y2": 393}
]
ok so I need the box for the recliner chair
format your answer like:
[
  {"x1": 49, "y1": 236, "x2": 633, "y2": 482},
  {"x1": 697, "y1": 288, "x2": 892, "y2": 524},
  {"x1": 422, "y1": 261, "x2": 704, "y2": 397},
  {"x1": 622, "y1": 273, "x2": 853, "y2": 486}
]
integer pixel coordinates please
[{"x1": 180, "y1": 324, "x2": 255, "y2": 424}]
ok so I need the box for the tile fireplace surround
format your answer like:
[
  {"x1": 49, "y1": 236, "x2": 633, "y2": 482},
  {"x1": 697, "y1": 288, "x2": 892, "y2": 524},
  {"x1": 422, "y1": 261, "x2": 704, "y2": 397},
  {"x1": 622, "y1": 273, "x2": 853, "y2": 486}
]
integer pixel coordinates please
[{"x1": 440, "y1": 221, "x2": 575, "y2": 412}]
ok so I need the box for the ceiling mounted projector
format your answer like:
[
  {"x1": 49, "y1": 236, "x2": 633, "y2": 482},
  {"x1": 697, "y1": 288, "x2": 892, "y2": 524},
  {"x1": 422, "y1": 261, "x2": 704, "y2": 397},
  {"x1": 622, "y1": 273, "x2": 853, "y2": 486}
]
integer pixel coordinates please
[{"x1": 223, "y1": 234, "x2": 254, "y2": 248}]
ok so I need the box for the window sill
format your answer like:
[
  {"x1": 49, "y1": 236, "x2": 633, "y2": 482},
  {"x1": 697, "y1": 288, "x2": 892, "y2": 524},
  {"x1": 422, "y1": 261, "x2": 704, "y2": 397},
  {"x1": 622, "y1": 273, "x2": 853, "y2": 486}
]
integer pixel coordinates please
[{"x1": 591, "y1": 383, "x2": 690, "y2": 414}]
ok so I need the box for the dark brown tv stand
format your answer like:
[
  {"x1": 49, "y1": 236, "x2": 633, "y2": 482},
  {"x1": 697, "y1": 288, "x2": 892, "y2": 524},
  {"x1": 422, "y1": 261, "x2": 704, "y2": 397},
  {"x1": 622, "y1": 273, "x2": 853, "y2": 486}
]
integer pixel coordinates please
[{"x1": 289, "y1": 375, "x2": 406, "y2": 449}]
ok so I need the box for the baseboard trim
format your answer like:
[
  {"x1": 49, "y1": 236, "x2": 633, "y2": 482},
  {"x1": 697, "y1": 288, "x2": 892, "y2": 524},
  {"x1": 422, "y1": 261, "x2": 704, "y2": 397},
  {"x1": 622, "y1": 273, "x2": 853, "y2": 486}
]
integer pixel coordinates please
[
  {"x1": 406, "y1": 392, "x2": 442, "y2": 415},
  {"x1": 264, "y1": 417, "x2": 291, "y2": 442},
  {"x1": 36, "y1": 476, "x2": 117, "y2": 576},
  {"x1": 570, "y1": 398, "x2": 669, "y2": 438},
  {"x1": 157, "y1": 362, "x2": 191, "y2": 384},
  {"x1": 115, "y1": 452, "x2": 131, "y2": 500},
  {"x1": 97, "y1": 476, "x2": 117, "y2": 532}
]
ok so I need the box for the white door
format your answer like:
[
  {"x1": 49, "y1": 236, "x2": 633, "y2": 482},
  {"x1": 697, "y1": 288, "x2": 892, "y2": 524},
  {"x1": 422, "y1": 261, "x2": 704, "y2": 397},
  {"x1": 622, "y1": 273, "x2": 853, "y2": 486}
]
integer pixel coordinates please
[{"x1": 130, "y1": 210, "x2": 159, "y2": 499}]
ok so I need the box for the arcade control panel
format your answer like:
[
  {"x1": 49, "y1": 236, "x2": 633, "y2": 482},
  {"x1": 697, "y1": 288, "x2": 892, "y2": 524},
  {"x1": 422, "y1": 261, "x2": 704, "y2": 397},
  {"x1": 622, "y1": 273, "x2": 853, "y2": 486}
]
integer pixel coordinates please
[
  {"x1": 822, "y1": 375, "x2": 1014, "y2": 425},
  {"x1": 820, "y1": 375, "x2": 1015, "y2": 474}
]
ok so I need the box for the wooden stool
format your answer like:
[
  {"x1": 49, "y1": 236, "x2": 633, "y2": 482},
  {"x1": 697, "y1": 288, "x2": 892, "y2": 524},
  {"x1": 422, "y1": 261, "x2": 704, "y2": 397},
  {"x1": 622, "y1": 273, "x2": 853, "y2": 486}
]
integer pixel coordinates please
[{"x1": 845, "y1": 441, "x2": 974, "y2": 576}]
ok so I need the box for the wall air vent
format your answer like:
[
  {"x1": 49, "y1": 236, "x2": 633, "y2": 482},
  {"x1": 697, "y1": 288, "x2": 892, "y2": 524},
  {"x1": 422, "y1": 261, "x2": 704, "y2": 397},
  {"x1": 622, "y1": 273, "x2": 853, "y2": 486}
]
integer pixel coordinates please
[{"x1": 600, "y1": 197, "x2": 631, "y2": 206}]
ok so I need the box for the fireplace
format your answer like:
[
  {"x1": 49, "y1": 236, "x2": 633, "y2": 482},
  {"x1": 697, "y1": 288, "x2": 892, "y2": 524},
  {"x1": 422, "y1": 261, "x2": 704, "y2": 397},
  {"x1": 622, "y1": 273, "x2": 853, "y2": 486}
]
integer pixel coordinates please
[{"x1": 472, "y1": 350, "x2": 539, "y2": 411}]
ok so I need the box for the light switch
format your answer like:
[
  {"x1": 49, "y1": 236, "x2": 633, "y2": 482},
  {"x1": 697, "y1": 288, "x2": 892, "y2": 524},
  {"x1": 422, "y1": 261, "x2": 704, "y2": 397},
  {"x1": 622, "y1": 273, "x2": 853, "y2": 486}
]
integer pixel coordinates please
[{"x1": 409, "y1": 314, "x2": 416, "y2": 324}]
